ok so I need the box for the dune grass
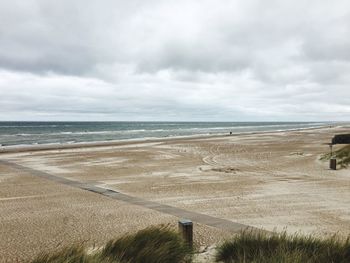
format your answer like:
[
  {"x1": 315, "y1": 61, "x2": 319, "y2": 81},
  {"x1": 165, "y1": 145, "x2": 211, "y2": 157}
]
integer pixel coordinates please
[
  {"x1": 100, "y1": 226, "x2": 192, "y2": 263},
  {"x1": 31, "y1": 226, "x2": 192, "y2": 263},
  {"x1": 31, "y1": 246, "x2": 93, "y2": 263},
  {"x1": 216, "y1": 230, "x2": 350, "y2": 263},
  {"x1": 320, "y1": 145, "x2": 350, "y2": 168},
  {"x1": 30, "y1": 226, "x2": 350, "y2": 263}
]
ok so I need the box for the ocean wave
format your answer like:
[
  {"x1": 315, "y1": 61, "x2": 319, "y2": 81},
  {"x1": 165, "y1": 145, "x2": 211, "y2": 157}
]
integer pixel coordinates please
[
  {"x1": 0, "y1": 122, "x2": 332, "y2": 147},
  {"x1": 0, "y1": 123, "x2": 329, "y2": 137},
  {"x1": 54, "y1": 129, "x2": 149, "y2": 135},
  {"x1": 0, "y1": 123, "x2": 332, "y2": 148},
  {"x1": 0, "y1": 125, "x2": 66, "y2": 128}
]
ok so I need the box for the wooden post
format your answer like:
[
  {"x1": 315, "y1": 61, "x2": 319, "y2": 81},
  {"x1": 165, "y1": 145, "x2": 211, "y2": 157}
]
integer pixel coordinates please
[
  {"x1": 178, "y1": 219, "x2": 193, "y2": 247},
  {"x1": 330, "y1": 158, "x2": 337, "y2": 170}
]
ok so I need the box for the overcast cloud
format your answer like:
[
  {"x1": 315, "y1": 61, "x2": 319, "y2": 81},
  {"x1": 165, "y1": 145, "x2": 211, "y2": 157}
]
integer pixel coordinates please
[{"x1": 0, "y1": 0, "x2": 349, "y2": 121}]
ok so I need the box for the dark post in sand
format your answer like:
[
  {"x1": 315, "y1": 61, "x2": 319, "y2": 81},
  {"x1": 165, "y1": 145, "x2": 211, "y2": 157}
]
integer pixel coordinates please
[
  {"x1": 328, "y1": 143, "x2": 336, "y2": 170},
  {"x1": 330, "y1": 158, "x2": 337, "y2": 170},
  {"x1": 329, "y1": 134, "x2": 350, "y2": 170},
  {"x1": 178, "y1": 219, "x2": 193, "y2": 247}
]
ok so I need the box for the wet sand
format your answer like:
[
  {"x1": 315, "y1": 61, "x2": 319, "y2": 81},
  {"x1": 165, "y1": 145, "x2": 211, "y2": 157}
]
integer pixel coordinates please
[{"x1": 0, "y1": 126, "x2": 349, "y2": 262}]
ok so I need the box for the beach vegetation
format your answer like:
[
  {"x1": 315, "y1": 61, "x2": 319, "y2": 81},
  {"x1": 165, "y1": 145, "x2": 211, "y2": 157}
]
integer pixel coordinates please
[
  {"x1": 321, "y1": 145, "x2": 350, "y2": 168},
  {"x1": 31, "y1": 226, "x2": 192, "y2": 263},
  {"x1": 30, "y1": 226, "x2": 350, "y2": 263},
  {"x1": 216, "y1": 230, "x2": 350, "y2": 263},
  {"x1": 31, "y1": 246, "x2": 94, "y2": 263},
  {"x1": 100, "y1": 225, "x2": 192, "y2": 263}
]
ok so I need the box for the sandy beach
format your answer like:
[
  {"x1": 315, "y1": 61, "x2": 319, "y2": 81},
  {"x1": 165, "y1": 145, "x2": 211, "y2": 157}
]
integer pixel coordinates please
[{"x1": 0, "y1": 126, "x2": 349, "y2": 262}]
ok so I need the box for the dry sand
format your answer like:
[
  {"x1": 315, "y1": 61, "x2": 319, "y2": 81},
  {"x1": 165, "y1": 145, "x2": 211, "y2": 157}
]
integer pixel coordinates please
[{"x1": 0, "y1": 126, "x2": 349, "y2": 262}]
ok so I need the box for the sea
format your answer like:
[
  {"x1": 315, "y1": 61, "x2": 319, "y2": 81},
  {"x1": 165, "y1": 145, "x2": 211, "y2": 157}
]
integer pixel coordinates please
[{"x1": 0, "y1": 121, "x2": 332, "y2": 147}]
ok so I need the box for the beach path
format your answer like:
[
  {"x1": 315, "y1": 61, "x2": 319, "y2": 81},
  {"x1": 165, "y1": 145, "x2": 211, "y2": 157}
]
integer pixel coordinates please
[{"x1": 0, "y1": 159, "x2": 255, "y2": 233}]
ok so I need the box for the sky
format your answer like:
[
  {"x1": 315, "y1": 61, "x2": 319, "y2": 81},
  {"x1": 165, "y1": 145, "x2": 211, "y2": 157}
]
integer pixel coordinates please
[{"x1": 0, "y1": 0, "x2": 349, "y2": 121}]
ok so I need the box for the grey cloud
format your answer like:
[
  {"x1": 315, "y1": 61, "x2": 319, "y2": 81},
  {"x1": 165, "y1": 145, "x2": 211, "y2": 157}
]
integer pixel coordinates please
[{"x1": 0, "y1": 0, "x2": 349, "y2": 121}]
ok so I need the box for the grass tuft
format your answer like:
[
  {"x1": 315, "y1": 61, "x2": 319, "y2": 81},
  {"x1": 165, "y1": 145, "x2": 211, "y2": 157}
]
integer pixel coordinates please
[
  {"x1": 31, "y1": 246, "x2": 91, "y2": 263},
  {"x1": 100, "y1": 225, "x2": 192, "y2": 263},
  {"x1": 31, "y1": 226, "x2": 192, "y2": 263},
  {"x1": 216, "y1": 230, "x2": 350, "y2": 263},
  {"x1": 320, "y1": 145, "x2": 350, "y2": 168},
  {"x1": 30, "y1": 227, "x2": 350, "y2": 263}
]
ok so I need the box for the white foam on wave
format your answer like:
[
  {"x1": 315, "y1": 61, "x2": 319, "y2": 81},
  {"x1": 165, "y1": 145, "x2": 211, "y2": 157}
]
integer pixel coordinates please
[{"x1": 0, "y1": 122, "x2": 334, "y2": 148}]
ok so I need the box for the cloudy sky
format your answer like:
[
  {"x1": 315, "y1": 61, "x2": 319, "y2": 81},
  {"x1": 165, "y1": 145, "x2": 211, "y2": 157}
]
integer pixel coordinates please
[{"x1": 0, "y1": 0, "x2": 349, "y2": 121}]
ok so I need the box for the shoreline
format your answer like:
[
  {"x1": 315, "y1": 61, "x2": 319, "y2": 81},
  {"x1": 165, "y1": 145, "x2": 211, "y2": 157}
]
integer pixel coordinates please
[
  {"x1": 0, "y1": 124, "x2": 339, "y2": 154},
  {"x1": 1, "y1": 123, "x2": 349, "y2": 262}
]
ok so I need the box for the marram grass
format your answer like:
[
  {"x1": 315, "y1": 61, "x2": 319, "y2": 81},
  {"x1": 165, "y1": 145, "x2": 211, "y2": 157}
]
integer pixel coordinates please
[
  {"x1": 321, "y1": 145, "x2": 350, "y2": 168},
  {"x1": 31, "y1": 226, "x2": 192, "y2": 263},
  {"x1": 215, "y1": 230, "x2": 350, "y2": 263},
  {"x1": 100, "y1": 226, "x2": 192, "y2": 263},
  {"x1": 31, "y1": 246, "x2": 91, "y2": 263},
  {"x1": 30, "y1": 226, "x2": 350, "y2": 263}
]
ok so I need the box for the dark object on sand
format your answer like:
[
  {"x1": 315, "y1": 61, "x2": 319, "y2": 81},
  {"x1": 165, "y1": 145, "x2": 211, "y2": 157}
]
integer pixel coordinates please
[
  {"x1": 178, "y1": 219, "x2": 193, "y2": 247},
  {"x1": 330, "y1": 158, "x2": 337, "y2": 170},
  {"x1": 332, "y1": 134, "x2": 350, "y2": 144},
  {"x1": 230, "y1": 132, "x2": 232, "y2": 135}
]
